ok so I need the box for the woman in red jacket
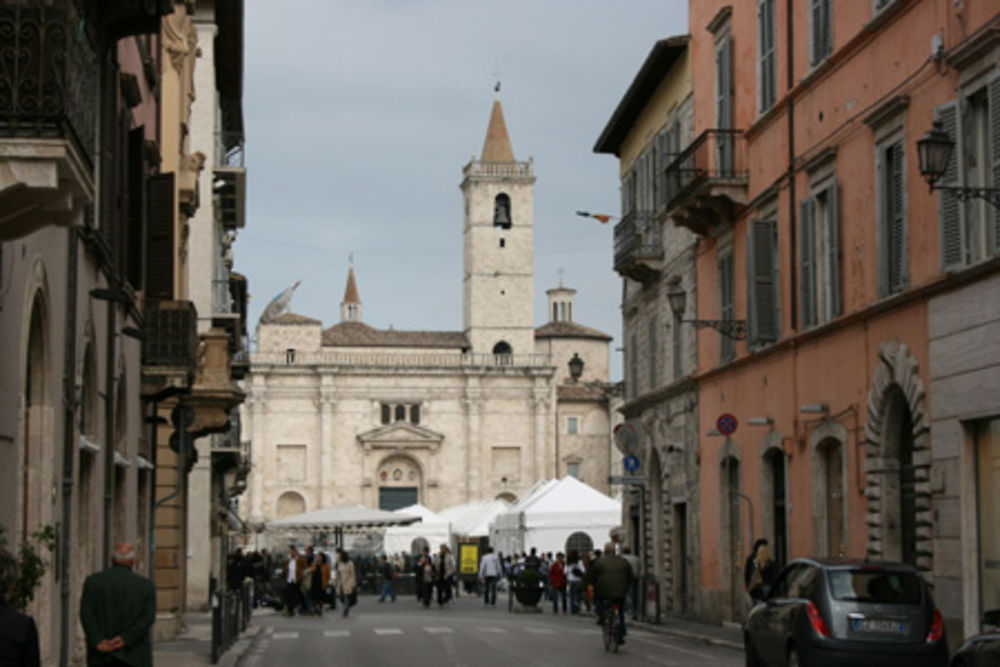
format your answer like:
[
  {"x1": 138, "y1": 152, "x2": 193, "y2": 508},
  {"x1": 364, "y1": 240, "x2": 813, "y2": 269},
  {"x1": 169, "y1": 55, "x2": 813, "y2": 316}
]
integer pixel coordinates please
[{"x1": 548, "y1": 552, "x2": 568, "y2": 614}]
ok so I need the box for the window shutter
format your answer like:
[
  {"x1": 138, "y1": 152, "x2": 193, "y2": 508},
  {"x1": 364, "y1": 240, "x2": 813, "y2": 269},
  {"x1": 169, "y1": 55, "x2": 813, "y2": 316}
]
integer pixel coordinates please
[
  {"x1": 719, "y1": 253, "x2": 735, "y2": 362},
  {"x1": 749, "y1": 219, "x2": 778, "y2": 345},
  {"x1": 800, "y1": 198, "x2": 816, "y2": 328},
  {"x1": 145, "y1": 173, "x2": 175, "y2": 301},
  {"x1": 822, "y1": 0, "x2": 832, "y2": 59},
  {"x1": 988, "y1": 77, "x2": 1000, "y2": 255},
  {"x1": 126, "y1": 128, "x2": 145, "y2": 291},
  {"x1": 825, "y1": 183, "x2": 842, "y2": 316},
  {"x1": 888, "y1": 142, "x2": 906, "y2": 292},
  {"x1": 935, "y1": 101, "x2": 965, "y2": 270},
  {"x1": 811, "y1": 0, "x2": 824, "y2": 65}
]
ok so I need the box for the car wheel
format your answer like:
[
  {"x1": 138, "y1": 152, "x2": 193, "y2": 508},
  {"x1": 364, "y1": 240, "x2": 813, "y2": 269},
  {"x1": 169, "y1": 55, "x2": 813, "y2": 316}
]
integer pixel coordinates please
[
  {"x1": 744, "y1": 633, "x2": 762, "y2": 667},
  {"x1": 786, "y1": 646, "x2": 800, "y2": 667}
]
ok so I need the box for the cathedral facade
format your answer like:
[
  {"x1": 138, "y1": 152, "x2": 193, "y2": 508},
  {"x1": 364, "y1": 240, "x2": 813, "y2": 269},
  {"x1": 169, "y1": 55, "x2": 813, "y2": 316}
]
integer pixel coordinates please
[{"x1": 244, "y1": 98, "x2": 617, "y2": 524}]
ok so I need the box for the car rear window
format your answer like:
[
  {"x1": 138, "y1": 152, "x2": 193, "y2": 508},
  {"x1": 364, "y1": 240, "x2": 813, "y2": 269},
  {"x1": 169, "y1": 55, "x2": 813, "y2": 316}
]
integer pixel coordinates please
[{"x1": 827, "y1": 569, "x2": 922, "y2": 604}]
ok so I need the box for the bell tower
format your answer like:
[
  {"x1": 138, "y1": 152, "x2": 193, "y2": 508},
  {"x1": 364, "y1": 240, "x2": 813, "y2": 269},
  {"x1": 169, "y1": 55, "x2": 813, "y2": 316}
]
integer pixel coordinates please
[{"x1": 460, "y1": 93, "x2": 536, "y2": 356}]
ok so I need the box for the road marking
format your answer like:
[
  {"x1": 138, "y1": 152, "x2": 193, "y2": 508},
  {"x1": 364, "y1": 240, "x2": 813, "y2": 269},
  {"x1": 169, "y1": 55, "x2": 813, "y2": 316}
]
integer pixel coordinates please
[
  {"x1": 479, "y1": 626, "x2": 507, "y2": 633},
  {"x1": 265, "y1": 626, "x2": 273, "y2": 634},
  {"x1": 524, "y1": 627, "x2": 555, "y2": 634},
  {"x1": 424, "y1": 626, "x2": 454, "y2": 634},
  {"x1": 272, "y1": 631, "x2": 299, "y2": 640},
  {"x1": 323, "y1": 630, "x2": 350, "y2": 637},
  {"x1": 374, "y1": 628, "x2": 404, "y2": 635}
]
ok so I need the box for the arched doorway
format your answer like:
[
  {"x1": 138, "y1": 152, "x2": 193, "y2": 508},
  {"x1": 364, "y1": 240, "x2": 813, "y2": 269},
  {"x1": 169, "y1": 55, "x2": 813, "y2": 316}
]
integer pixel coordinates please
[
  {"x1": 22, "y1": 295, "x2": 49, "y2": 542},
  {"x1": 720, "y1": 452, "x2": 742, "y2": 622},
  {"x1": 565, "y1": 531, "x2": 593, "y2": 557},
  {"x1": 377, "y1": 455, "x2": 422, "y2": 511},
  {"x1": 882, "y1": 385, "x2": 917, "y2": 565},
  {"x1": 816, "y1": 438, "x2": 845, "y2": 557},
  {"x1": 762, "y1": 448, "x2": 788, "y2": 567},
  {"x1": 647, "y1": 447, "x2": 666, "y2": 603},
  {"x1": 276, "y1": 491, "x2": 306, "y2": 518}
]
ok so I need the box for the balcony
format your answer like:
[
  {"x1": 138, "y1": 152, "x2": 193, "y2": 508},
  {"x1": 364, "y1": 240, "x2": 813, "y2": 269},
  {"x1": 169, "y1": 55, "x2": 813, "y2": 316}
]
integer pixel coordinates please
[
  {"x1": 613, "y1": 210, "x2": 663, "y2": 284},
  {"x1": 0, "y1": 1, "x2": 97, "y2": 239},
  {"x1": 142, "y1": 300, "x2": 198, "y2": 399},
  {"x1": 213, "y1": 166, "x2": 245, "y2": 229},
  {"x1": 663, "y1": 129, "x2": 748, "y2": 235}
]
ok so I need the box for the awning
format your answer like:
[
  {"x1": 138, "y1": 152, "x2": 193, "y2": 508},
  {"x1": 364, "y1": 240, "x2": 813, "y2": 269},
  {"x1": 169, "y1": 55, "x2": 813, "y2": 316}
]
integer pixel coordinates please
[{"x1": 265, "y1": 504, "x2": 420, "y2": 532}]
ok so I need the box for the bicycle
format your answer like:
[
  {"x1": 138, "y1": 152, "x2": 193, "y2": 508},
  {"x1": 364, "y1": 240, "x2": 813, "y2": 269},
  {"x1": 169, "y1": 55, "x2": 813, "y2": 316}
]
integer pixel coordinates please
[{"x1": 602, "y1": 600, "x2": 622, "y2": 653}]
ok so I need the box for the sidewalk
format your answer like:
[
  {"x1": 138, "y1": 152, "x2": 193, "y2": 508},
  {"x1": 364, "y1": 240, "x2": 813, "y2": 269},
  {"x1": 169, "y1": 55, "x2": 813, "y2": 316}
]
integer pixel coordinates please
[
  {"x1": 153, "y1": 608, "x2": 269, "y2": 667},
  {"x1": 630, "y1": 613, "x2": 743, "y2": 651}
]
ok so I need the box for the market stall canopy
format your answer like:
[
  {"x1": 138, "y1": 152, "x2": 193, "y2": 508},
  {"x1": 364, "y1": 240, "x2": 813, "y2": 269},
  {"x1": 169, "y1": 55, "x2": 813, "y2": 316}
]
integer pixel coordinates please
[
  {"x1": 383, "y1": 503, "x2": 451, "y2": 555},
  {"x1": 438, "y1": 498, "x2": 511, "y2": 537},
  {"x1": 266, "y1": 504, "x2": 420, "y2": 531}
]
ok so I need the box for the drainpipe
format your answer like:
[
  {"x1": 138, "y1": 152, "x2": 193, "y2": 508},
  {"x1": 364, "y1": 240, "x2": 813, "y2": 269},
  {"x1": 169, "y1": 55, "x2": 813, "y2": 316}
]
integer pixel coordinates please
[
  {"x1": 103, "y1": 277, "x2": 116, "y2": 565},
  {"x1": 59, "y1": 227, "x2": 79, "y2": 667},
  {"x1": 786, "y1": 0, "x2": 797, "y2": 330}
]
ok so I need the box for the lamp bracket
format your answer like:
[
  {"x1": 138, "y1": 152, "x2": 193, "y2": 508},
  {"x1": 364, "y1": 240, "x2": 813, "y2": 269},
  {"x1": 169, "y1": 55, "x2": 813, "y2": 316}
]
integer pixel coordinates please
[
  {"x1": 680, "y1": 318, "x2": 747, "y2": 341},
  {"x1": 931, "y1": 185, "x2": 1000, "y2": 209}
]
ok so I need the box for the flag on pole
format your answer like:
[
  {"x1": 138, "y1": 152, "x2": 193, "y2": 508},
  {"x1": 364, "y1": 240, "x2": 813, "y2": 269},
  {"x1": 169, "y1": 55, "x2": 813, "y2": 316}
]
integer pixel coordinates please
[
  {"x1": 575, "y1": 210, "x2": 615, "y2": 224},
  {"x1": 259, "y1": 280, "x2": 301, "y2": 324}
]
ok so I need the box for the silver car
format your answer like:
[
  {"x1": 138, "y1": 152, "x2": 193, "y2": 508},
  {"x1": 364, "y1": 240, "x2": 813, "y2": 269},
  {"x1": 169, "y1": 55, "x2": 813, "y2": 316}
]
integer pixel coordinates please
[{"x1": 744, "y1": 558, "x2": 947, "y2": 667}]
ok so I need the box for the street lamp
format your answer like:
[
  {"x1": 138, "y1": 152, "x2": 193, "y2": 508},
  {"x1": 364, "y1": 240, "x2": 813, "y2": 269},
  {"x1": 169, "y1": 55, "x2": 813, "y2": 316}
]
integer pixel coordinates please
[
  {"x1": 917, "y1": 121, "x2": 1000, "y2": 207},
  {"x1": 666, "y1": 283, "x2": 747, "y2": 341},
  {"x1": 568, "y1": 353, "x2": 584, "y2": 382}
]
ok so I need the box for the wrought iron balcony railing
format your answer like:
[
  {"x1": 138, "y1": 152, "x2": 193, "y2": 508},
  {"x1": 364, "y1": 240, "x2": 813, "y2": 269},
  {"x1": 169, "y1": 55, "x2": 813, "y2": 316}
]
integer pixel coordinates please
[
  {"x1": 0, "y1": 1, "x2": 98, "y2": 164},
  {"x1": 142, "y1": 300, "x2": 198, "y2": 370},
  {"x1": 613, "y1": 210, "x2": 662, "y2": 276},
  {"x1": 663, "y1": 129, "x2": 747, "y2": 212}
]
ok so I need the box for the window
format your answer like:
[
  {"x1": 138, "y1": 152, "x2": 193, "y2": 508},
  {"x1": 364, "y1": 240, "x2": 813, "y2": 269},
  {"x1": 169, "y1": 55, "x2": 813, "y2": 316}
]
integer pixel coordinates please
[
  {"x1": 566, "y1": 461, "x2": 580, "y2": 478},
  {"x1": 381, "y1": 403, "x2": 391, "y2": 425},
  {"x1": 380, "y1": 403, "x2": 421, "y2": 425},
  {"x1": 394, "y1": 404, "x2": 406, "y2": 422},
  {"x1": 494, "y1": 193, "x2": 511, "y2": 229},
  {"x1": 410, "y1": 404, "x2": 420, "y2": 425},
  {"x1": 716, "y1": 32, "x2": 733, "y2": 172},
  {"x1": 718, "y1": 250, "x2": 735, "y2": 363},
  {"x1": 567, "y1": 417, "x2": 579, "y2": 435},
  {"x1": 810, "y1": 0, "x2": 833, "y2": 66},
  {"x1": 747, "y1": 218, "x2": 780, "y2": 346},
  {"x1": 285, "y1": 348, "x2": 296, "y2": 364},
  {"x1": 877, "y1": 138, "x2": 907, "y2": 296},
  {"x1": 800, "y1": 181, "x2": 841, "y2": 328},
  {"x1": 758, "y1": 0, "x2": 777, "y2": 112},
  {"x1": 937, "y1": 80, "x2": 1000, "y2": 270},
  {"x1": 565, "y1": 531, "x2": 593, "y2": 556},
  {"x1": 648, "y1": 316, "x2": 658, "y2": 389}
]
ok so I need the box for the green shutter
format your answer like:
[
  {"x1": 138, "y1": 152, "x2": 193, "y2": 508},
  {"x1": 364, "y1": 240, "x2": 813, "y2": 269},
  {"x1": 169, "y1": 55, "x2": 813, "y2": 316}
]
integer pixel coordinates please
[
  {"x1": 145, "y1": 173, "x2": 175, "y2": 301},
  {"x1": 888, "y1": 142, "x2": 906, "y2": 293},
  {"x1": 825, "y1": 182, "x2": 842, "y2": 316},
  {"x1": 749, "y1": 219, "x2": 778, "y2": 344},
  {"x1": 988, "y1": 77, "x2": 1000, "y2": 255},
  {"x1": 811, "y1": 0, "x2": 824, "y2": 65},
  {"x1": 936, "y1": 101, "x2": 965, "y2": 270},
  {"x1": 800, "y1": 198, "x2": 816, "y2": 328}
]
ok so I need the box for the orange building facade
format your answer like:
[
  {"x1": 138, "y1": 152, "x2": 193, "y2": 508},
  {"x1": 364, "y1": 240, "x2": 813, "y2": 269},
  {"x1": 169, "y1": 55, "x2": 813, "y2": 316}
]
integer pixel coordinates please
[{"x1": 662, "y1": 0, "x2": 1000, "y2": 637}]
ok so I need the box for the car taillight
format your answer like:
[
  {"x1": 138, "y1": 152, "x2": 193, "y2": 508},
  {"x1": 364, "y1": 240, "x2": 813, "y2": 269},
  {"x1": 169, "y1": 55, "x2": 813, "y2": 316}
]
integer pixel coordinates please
[
  {"x1": 805, "y1": 601, "x2": 831, "y2": 638},
  {"x1": 926, "y1": 609, "x2": 943, "y2": 643}
]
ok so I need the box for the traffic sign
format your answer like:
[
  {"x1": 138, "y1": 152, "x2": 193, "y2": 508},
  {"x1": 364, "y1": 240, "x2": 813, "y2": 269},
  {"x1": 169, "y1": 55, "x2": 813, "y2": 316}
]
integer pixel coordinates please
[
  {"x1": 613, "y1": 422, "x2": 640, "y2": 456},
  {"x1": 608, "y1": 475, "x2": 646, "y2": 485},
  {"x1": 716, "y1": 413, "x2": 738, "y2": 436},
  {"x1": 623, "y1": 454, "x2": 640, "y2": 472}
]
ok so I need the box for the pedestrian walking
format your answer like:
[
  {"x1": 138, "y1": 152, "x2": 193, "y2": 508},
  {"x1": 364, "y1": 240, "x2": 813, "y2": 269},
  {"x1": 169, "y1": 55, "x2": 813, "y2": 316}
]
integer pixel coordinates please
[
  {"x1": 548, "y1": 552, "x2": 568, "y2": 614},
  {"x1": 281, "y1": 545, "x2": 306, "y2": 616},
  {"x1": 0, "y1": 547, "x2": 40, "y2": 667},
  {"x1": 308, "y1": 553, "x2": 327, "y2": 616},
  {"x1": 79, "y1": 542, "x2": 156, "y2": 667},
  {"x1": 746, "y1": 542, "x2": 777, "y2": 605},
  {"x1": 566, "y1": 549, "x2": 586, "y2": 614},
  {"x1": 435, "y1": 544, "x2": 456, "y2": 607},
  {"x1": 478, "y1": 547, "x2": 502, "y2": 607},
  {"x1": 335, "y1": 550, "x2": 357, "y2": 617},
  {"x1": 417, "y1": 547, "x2": 434, "y2": 608},
  {"x1": 377, "y1": 555, "x2": 396, "y2": 602}
]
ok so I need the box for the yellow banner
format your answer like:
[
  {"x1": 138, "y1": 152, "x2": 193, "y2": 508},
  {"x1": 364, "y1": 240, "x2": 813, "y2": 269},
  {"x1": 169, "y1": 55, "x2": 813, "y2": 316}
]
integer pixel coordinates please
[{"x1": 459, "y1": 543, "x2": 479, "y2": 575}]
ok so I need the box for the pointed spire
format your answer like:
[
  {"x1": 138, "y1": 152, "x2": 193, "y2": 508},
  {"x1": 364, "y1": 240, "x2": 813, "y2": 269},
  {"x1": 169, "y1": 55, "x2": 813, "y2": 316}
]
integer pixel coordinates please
[
  {"x1": 481, "y1": 96, "x2": 515, "y2": 162},
  {"x1": 341, "y1": 267, "x2": 362, "y2": 322}
]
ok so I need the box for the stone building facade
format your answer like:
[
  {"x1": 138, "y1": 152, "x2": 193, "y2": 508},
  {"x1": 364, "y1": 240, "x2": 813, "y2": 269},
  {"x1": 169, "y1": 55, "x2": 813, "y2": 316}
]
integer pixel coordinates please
[
  {"x1": 594, "y1": 36, "x2": 702, "y2": 619},
  {"x1": 244, "y1": 98, "x2": 616, "y2": 532}
]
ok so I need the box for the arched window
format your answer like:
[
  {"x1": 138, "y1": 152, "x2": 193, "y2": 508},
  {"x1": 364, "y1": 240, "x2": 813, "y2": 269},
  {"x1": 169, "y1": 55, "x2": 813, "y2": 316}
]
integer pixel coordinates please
[
  {"x1": 411, "y1": 537, "x2": 429, "y2": 556},
  {"x1": 565, "y1": 531, "x2": 593, "y2": 556},
  {"x1": 494, "y1": 193, "x2": 512, "y2": 229},
  {"x1": 276, "y1": 491, "x2": 306, "y2": 518}
]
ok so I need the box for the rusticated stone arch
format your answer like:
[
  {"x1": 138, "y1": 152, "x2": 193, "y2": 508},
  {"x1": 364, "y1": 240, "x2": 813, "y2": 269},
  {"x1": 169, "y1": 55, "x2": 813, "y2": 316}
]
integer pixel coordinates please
[{"x1": 864, "y1": 341, "x2": 932, "y2": 571}]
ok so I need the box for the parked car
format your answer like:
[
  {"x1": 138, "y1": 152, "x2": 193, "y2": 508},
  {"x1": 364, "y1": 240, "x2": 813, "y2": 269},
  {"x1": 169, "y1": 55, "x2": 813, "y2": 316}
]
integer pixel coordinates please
[
  {"x1": 950, "y1": 609, "x2": 1000, "y2": 666},
  {"x1": 744, "y1": 558, "x2": 947, "y2": 667}
]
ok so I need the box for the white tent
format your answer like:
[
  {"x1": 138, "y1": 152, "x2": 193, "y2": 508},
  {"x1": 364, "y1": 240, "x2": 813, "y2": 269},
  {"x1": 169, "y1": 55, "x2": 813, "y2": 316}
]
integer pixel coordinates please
[
  {"x1": 437, "y1": 499, "x2": 511, "y2": 538},
  {"x1": 266, "y1": 504, "x2": 419, "y2": 531},
  {"x1": 382, "y1": 504, "x2": 452, "y2": 556},
  {"x1": 489, "y1": 477, "x2": 621, "y2": 556}
]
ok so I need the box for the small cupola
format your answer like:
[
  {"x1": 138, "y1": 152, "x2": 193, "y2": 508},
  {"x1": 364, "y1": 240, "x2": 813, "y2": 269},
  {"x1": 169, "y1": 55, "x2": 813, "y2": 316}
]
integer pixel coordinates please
[{"x1": 547, "y1": 286, "x2": 576, "y2": 323}]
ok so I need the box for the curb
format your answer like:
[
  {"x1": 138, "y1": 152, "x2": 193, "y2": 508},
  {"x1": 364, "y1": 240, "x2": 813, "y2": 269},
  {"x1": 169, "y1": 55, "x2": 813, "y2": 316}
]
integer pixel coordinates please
[
  {"x1": 630, "y1": 618, "x2": 743, "y2": 651},
  {"x1": 220, "y1": 623, "x2": 264, "y2": 667}
]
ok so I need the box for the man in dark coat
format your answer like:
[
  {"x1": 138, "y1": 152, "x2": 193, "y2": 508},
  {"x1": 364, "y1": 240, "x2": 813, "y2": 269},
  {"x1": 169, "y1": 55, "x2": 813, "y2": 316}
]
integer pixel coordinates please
[
  {"x1": 80, "y1": 542, "x2": 156, "y2": 667},
  {"x1": 589, "y1": 542, "x2": 633, "y2": 645},
  {"x1": 0, "y1": 547, "x2": 40, "y2": 667}
]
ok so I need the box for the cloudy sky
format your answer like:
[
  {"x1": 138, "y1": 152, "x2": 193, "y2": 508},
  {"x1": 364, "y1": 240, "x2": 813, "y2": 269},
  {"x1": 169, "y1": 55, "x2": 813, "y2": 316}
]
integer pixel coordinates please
[{"x1": 237, "y1": 1, "x2": 689, "y2": 379}]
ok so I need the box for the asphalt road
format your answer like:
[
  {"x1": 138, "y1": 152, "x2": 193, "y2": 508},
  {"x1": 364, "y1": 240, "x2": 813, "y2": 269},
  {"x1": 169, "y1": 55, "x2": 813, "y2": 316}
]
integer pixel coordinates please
[{"x1": 241, "y1": 595, "x2": 744, "y2": 667}]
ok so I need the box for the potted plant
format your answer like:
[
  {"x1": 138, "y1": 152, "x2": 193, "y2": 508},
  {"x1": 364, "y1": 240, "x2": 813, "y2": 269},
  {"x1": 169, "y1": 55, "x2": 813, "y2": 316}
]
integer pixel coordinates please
[{"x1": 513, "y1": 568, "x2": 545, "y2": 607}]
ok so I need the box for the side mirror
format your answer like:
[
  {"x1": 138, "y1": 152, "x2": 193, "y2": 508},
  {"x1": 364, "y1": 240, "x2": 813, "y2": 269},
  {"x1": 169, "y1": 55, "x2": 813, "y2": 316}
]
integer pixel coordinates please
[{"x1": 982, "y1": 609, "x2": 1000, "y2": 628}]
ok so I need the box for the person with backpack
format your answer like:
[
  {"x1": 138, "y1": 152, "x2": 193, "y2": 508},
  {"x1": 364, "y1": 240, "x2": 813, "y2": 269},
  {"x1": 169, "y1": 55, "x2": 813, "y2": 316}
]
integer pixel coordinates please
[{"x1": 377, "y1": 554, "x2": 396, "y2": 603}]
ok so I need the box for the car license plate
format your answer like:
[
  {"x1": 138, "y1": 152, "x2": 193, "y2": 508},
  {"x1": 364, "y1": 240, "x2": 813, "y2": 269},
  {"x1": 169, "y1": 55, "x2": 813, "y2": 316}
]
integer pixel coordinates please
[{"x1": 850, "y1": 618, "x2": 908, "y2": 635}]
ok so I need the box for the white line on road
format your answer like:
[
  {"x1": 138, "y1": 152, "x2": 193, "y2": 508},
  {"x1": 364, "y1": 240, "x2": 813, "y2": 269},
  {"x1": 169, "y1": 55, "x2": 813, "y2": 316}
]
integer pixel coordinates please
[
  {"x1": 272, "y1": 631, "x2": 299, "y2": 640},
  {"x1": 374, "y1": 628, "x2": 404, "y2": 635},
  {"x1": 479, "y1": 627, "x2": 507, "y2": 633},
  {"x1": 424, "y1": 626, "x2": 454, "y2": 634},
  {"x1": 630, "y1": 635, "x2": 714, "y2": 660},
  {"x1": 323, "y1": 630, "x2": 350, "y2": 637},
  {"x1": 524, "y1": 627, "x2": 555, "y2": 634}
]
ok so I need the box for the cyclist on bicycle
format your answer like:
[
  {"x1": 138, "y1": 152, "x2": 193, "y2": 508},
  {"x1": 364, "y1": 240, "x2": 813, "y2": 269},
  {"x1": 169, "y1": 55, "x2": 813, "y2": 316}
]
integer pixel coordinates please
[{"x1": 589, "y1": 542, "x2": 632, "y2": 646}]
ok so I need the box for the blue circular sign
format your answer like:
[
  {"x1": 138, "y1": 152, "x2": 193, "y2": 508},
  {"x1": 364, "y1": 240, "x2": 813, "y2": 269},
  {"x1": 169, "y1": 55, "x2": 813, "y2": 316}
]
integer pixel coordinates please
[
  {"x1": 717, "y1": 413, "x2": 738, "y2": 436},
  {"x1": 623, "y1": 455, "x2": 640, "y2": 472}
]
